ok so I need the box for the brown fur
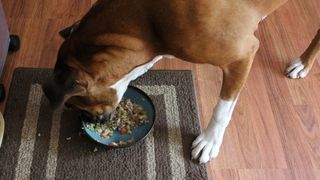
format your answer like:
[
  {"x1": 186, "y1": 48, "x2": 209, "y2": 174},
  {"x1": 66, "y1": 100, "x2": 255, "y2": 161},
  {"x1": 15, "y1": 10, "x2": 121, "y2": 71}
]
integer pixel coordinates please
[
  {"x1": 43, "y1": 0, "x2": 288, "y2": 118},
  {"x1": 300, "y1": 29, "x2": 320, "y2": 72}
]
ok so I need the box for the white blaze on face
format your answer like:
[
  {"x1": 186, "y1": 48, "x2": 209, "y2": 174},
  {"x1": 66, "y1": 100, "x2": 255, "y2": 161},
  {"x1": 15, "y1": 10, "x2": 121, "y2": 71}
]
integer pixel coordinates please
[{"x1": 110, "y1": 55, "x2": 174, "y2": 102}]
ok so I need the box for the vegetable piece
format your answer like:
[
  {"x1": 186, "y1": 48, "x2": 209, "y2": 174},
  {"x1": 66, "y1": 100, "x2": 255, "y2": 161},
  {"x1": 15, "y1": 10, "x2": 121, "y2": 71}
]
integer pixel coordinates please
[
  {"x1": 102, "y1": 133, "x2": 109, "y2": 139},
  {"x1": 120, "y1": 127, "x2": 128, "y2": 134}
]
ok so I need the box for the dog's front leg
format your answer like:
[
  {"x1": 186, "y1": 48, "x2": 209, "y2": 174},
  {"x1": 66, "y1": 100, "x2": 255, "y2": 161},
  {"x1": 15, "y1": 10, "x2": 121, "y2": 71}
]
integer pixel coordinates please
[
  {"x1": 286, "y1": 29, "x2": 320, "y2": 79},
  {"x1": 191, "y1": 40, "x2": 259, "y2": 163},
  {"x1": 192, "y1": 97, "x2": 238, "y2": 163}
]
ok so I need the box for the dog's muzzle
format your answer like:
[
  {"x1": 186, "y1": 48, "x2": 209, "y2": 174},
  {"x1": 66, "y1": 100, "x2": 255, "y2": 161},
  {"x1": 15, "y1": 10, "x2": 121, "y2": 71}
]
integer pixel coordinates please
[
  {"x1": 65, "y1": 103, "x2": 114, "y2": 124},
  {"x1": 80, "y1": 110, "x2": 115, "y2": 124}
]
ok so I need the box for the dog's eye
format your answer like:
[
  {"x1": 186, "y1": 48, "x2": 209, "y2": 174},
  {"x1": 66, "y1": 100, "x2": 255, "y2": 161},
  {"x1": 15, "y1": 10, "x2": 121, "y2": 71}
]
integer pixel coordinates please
[
  {"x1": 72, "y1": 80, "x2": 87, "y2": 88},
  {"x1": 72, "y1": 82, "x2": 77, "y2": 88},
  {"x1": 72, "y1": 80, "x2": 81, "y2": 87},
  {"x1": 71, "y1": 80, "x2": 80, "y2": 88}
]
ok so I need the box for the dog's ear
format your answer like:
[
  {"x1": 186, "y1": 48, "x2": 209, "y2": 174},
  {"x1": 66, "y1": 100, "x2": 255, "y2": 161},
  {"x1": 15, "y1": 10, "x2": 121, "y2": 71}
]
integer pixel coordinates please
[{"x1": 59, "y1": 21, "x2": 80, "y2": 39}]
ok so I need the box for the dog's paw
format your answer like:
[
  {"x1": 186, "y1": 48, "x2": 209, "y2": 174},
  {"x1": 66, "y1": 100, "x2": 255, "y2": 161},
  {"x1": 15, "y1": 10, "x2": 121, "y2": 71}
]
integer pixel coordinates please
[
  {"x1": 285, "y1": 59, "x2": 309, "y2": 79},
  {"x1": 191, "y1": 124, "x2": 225, "y2": 164}
]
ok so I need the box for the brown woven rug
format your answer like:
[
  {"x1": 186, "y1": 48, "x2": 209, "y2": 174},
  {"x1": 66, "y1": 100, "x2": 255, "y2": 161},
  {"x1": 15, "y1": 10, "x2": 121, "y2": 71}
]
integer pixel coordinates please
[{"x1": 0, "y1": 68, "x2": 208, "y2": 180}]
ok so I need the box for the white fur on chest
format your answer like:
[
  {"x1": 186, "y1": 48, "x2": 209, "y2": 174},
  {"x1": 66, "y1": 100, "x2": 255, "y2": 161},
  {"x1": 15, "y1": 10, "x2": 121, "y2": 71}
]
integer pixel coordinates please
[{"x1": 111, "y1": 55, "x2": 174, "y2": 102}]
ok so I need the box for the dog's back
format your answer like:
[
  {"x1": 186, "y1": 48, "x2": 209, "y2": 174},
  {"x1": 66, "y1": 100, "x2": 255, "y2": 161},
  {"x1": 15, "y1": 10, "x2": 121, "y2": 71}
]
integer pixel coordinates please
[{"x1": 77, "y1": 0, "x2": 287, "y2": 66}]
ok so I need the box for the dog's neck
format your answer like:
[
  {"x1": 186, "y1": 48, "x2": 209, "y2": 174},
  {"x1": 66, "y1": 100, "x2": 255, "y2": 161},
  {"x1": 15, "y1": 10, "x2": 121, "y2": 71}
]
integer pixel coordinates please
[{"x1": 110, "y1": 55, "x2": 173, "y2": 103}]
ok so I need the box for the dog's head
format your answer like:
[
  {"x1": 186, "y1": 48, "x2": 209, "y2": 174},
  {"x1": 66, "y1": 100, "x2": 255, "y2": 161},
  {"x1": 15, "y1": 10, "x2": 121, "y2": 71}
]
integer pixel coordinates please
[
  {"x1": 43, "y1": 16, "x2": 153, "y2": 122},
  {"x1": 43, "y1": 25, "x2": 121, "y2": 123}
]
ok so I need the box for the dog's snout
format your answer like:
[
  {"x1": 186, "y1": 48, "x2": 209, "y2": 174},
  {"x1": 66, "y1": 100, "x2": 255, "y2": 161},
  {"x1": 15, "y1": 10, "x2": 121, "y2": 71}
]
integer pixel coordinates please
[
  {"x1": 80, "y1": 110, "x2": 112, "y2": 124},
  {"x1": 96, "y1": 113, "x2": 112, "y2": 123}
]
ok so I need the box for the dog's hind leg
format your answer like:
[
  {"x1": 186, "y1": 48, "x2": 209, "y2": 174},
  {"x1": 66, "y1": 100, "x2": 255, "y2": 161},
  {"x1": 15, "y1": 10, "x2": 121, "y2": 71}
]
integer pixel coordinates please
[
  {"x1": 286, "y1": 29, "x2": 320, "y2": 79},
  {"x1": 191, "y1": 39, "x2": 259, "y2": 163}
]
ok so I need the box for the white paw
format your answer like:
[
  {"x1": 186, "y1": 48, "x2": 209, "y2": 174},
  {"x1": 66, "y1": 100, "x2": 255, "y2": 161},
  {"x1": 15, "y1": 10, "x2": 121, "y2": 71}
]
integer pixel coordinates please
[
  {"x1": 191, "y1": 124, "x2": 226, "y2": 164},
  {"x1": 285, "y1": 59, "x2": 309, "y2": 79}
]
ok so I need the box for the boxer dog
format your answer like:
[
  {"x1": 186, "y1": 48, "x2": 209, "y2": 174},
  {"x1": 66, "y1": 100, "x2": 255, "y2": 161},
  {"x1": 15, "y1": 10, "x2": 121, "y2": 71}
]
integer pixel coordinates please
[{"x1": 43, "y1": 0, "x2": 319, "y2": 163}]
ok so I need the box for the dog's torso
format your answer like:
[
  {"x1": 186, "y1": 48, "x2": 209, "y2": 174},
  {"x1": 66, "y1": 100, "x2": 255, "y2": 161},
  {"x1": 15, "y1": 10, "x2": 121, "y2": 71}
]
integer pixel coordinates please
[
  {"x1": 45, "y1": 0, "x2": 288, "y2": 119},
  {"x1": 42, "y1": 0, "x2": 290, "y2": 117}
]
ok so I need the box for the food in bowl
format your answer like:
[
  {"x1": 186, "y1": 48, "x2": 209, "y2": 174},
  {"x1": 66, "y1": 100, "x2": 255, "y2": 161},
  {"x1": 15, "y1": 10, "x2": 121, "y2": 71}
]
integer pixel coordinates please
[{"x1": 85, "y1": 99, "x2": 148, "y2": 141}]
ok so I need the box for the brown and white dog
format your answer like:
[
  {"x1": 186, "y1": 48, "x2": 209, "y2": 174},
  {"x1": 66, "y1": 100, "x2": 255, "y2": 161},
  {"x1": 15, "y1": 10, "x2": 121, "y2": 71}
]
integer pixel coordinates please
[{"x1": 43, "y1": 0, "x2": 320, "y2": 163}]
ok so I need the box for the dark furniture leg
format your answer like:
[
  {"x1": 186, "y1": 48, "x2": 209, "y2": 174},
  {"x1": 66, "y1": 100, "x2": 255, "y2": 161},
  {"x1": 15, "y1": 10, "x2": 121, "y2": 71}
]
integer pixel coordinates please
[
  {"x1": 0, "y1": 34, "x2": 20, "y2": 102},
  {"x1": 8, "y1": 34, "x2": 20, "y2": 52},
  {"x1": 0, "y1": 83, "x2": 4, "y2": 102}
]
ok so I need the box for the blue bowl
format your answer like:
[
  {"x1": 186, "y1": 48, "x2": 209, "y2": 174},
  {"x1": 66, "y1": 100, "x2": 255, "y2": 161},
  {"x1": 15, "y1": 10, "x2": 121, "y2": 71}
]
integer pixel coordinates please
[{"x1": 81, "y1": 86, "x2": 155, "y2": 148}]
